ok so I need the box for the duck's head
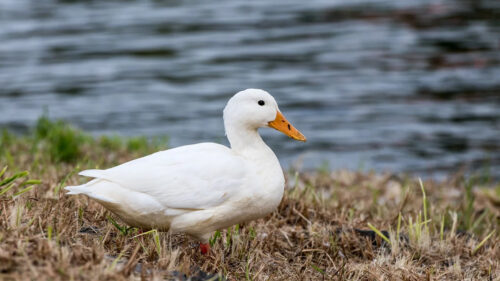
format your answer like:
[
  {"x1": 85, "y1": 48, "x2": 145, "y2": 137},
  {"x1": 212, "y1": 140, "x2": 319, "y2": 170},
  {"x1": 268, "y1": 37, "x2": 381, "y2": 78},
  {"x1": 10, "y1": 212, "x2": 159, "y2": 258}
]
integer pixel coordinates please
[{"x1": 223, "y1": 89, "x2": 306, "y2": 142}]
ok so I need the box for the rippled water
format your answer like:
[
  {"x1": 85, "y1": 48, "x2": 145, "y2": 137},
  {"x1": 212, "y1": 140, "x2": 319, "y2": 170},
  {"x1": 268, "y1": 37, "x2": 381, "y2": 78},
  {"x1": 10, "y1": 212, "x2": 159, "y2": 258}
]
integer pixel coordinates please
[{"x1": 0, "y1": 0, "x2": 499, "y2": 178}]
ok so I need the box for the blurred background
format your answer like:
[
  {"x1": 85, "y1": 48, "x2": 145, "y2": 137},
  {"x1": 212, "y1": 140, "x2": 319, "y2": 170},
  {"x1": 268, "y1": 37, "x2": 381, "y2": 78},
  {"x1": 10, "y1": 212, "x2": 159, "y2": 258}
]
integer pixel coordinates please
[{"x1": 0, "y1": 0, "x2": 499, "y2": 179}]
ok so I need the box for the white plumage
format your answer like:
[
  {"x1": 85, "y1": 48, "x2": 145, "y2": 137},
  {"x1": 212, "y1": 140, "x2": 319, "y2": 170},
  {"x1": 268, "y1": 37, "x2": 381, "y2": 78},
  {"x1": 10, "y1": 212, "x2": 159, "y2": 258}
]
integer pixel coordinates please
[{"x1": 65, "y1": 89, "x2": 306, "y2": 244}]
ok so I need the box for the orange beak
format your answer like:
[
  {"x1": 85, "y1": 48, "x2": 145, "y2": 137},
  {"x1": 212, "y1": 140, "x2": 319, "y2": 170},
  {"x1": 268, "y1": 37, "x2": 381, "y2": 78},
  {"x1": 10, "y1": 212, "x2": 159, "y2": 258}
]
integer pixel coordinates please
[{"x1": 268, "y1": 111, "x2": 307, "y2": 142}]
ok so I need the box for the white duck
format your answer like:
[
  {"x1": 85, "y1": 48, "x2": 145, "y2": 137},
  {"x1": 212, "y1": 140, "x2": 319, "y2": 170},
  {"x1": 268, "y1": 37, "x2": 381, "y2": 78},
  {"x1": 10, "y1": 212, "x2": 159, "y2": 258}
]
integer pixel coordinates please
[{"x1": 65, "y1": 89, "x2": 306, "y2": 253}]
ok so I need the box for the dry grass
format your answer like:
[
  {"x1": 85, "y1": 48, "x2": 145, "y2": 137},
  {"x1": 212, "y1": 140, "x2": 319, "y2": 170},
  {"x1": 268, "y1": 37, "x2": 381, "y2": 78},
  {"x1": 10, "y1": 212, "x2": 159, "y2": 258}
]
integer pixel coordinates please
[{"x1": 1, "y1": 118, "x2": 499, "y2": 280}]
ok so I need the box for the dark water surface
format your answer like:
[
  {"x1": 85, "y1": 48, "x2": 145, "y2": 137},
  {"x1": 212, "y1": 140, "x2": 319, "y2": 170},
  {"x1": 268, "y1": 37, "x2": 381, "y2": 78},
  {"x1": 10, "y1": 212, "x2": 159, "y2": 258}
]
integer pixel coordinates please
[{"x1": 1, "y1": 0, "x2": 499, "y2": 178}]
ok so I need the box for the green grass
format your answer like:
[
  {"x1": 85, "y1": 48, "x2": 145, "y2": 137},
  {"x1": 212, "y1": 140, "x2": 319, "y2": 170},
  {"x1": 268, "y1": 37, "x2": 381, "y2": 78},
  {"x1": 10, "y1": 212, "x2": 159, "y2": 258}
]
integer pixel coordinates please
[{"x1": 1, "y1": 116, "x2": 168, "y2": 168}]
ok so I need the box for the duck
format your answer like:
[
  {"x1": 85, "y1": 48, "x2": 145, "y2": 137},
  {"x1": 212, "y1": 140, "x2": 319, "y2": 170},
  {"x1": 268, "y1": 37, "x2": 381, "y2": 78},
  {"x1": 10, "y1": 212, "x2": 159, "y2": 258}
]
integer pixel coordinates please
[{"x1": 65, "y1": 89, "x2": 306, "y2": 254}]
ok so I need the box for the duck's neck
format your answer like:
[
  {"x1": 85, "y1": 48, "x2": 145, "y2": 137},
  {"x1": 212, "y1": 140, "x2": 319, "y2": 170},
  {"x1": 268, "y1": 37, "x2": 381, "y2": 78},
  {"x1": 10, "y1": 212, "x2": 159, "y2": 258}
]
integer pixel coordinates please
[{"x1": 226, "y1": 124, "x2": 275, "y2": 161}]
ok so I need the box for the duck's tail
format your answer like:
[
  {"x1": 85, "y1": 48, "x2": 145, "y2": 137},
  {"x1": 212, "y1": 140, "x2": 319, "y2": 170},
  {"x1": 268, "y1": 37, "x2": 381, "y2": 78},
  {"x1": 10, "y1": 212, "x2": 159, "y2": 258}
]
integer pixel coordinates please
[
  {"x1": 65, "y1": 178, "x2": 99, "y2": 195},
  {"x1": 65, "y1": 177, "x2": 120, "y2": 203},
  {"x1": 65, "y1": 185, "x2": 85, "y2": 195},
  {"x1": 64, "y1": 169, "x2": 101, "y2": 193},
  {"x1": 64, "y1": 169, "x2": 114, "y2": 202}
]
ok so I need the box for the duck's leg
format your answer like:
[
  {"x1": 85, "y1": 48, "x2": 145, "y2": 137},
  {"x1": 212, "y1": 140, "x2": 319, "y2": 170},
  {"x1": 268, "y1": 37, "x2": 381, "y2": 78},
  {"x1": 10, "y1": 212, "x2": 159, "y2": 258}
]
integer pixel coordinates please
[{"x1": 199, "y1": 242, "x2": 210, "y2": 254}]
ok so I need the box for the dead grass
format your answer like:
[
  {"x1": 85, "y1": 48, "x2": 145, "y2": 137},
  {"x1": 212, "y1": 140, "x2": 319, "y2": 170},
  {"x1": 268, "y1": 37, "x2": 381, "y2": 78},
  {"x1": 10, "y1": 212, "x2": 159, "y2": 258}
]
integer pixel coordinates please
[{"x1": 0, "y1": 119, "x2": 499, "y2": 280}]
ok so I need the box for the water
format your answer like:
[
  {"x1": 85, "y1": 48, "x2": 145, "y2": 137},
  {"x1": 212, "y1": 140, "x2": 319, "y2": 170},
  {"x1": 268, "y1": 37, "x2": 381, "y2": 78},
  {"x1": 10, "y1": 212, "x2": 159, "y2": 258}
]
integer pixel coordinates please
[{"x1": 0, "y1": 0, "x2": 499, "y2": 179}]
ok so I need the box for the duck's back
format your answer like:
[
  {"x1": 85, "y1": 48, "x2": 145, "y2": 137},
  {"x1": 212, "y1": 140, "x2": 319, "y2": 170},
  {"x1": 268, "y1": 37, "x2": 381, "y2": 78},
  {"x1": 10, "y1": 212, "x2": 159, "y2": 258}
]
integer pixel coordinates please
[{"x1": 66, "y1": 143, "x2": 248, "y2": 224}]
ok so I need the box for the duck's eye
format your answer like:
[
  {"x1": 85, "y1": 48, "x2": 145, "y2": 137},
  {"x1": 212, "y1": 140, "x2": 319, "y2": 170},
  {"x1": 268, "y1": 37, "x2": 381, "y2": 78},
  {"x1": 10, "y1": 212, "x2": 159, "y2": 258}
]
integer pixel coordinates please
[{"x1": 258, "y1": 100, "x2": 265, "y2": 106}]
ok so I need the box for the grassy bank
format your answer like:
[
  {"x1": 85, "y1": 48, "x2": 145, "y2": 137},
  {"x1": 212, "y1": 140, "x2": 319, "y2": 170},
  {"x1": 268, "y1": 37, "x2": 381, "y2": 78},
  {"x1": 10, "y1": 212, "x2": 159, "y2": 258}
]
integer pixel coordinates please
[{"x1": 0, "y1": 118, "x2": 499, "y2": 280}]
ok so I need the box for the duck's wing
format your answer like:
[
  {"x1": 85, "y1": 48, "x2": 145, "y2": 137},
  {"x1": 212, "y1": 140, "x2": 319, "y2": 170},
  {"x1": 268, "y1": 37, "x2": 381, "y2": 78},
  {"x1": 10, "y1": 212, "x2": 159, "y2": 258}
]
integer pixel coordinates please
[{"x1": 67, "y1": 143, "x2": 247, "y2": 210}]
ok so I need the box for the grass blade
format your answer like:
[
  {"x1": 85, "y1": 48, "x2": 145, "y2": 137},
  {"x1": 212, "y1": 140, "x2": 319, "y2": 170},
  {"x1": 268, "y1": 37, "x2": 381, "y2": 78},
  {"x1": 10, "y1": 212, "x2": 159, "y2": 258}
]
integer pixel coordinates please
[
  {"x1": 21, "y1": 179, "x2": 41, "y2": 186},
  {"x1": 440, "y1": 214, "x2": 445, "y2": 241},
  {"x1": 131, "y1": 229, "x2": 156, "y2": 239},
  {"x1": 47, "y1": 225, "x2": 53, "y2": 240},
  {"x1": 0, "y1": 182, "x2": 15, "y2": 196},
  {"x1": 419, "y1": 178, "x2": 429, "y2": 231},
  {"x1": 13, "y1": 185, "x2": 34, "y2": 197},
  {"x1": 472, "y1": 230, "x2": 495, "y2": 255},
  {"x1": 210, "y1": 230, "x2": 221, "y2": 247},
  {"x1": 153, "y1": 230, "x2": 161, "y2": 257},
  {"x1": 0, "y1": 171, "x2": 28, "y2": 187},
  {"x1": 311, "y1": 264, "x2": 325, "y2": 275},
  {"x1": 107, "y1": 216, "x2": 128, "y2": 235},
  {"x1": 109, "y1": 249, "x2": 127, "y2": 271},
  {"x1": 396, "y1": 212, "x2": 402, "y2": 240},
  {"x1": 367, "y1": 223, "x2": 391, "y2": 245},
  {"x1": 0, "y1": 166, "x2": 7, "y2": 178}
]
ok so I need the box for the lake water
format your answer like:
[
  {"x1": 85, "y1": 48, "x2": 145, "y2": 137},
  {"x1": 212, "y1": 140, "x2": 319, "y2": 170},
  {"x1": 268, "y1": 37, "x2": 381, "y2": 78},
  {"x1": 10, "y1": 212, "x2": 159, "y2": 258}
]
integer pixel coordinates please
[{"x1": 0, "y1": 0, "x2": 499, "y2": 179}]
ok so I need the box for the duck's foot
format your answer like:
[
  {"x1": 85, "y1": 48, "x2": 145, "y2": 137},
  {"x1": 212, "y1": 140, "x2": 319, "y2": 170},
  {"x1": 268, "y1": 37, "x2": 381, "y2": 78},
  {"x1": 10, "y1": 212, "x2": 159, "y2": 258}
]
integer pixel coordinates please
[{"x1": 199, "y1": 243, "x2": 210, "y2": 255}]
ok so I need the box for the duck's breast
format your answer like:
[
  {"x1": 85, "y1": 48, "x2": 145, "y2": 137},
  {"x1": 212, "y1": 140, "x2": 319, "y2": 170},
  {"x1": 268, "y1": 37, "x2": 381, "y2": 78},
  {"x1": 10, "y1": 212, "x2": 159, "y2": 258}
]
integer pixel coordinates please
[{"x1": 211, "y1": 155, "x2": 285, "y2": 227}]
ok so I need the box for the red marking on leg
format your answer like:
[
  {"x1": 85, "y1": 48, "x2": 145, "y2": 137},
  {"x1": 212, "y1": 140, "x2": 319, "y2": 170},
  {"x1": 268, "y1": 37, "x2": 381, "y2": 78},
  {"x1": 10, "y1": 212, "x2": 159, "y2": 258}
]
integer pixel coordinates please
[{"x1": 199, "y1": 243, "x2": 210, "y2": 254}]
